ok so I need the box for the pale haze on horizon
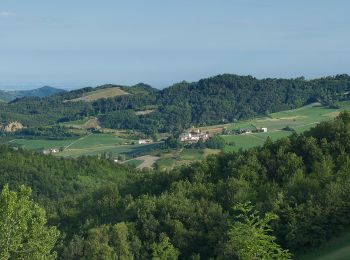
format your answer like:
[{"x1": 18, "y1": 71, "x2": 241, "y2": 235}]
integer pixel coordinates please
[{"x1": 0, "y1": 0, "x2": 349, "y2": 90}]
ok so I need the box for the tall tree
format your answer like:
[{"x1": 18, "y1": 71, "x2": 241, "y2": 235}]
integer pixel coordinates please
[
  {"x1": 221, "y1": 202, "x2": 292, "y2": 260},
  {"x1": 0, "y1": 184, "x2": 59, "y2": 259},
  {"x1": 151, "y1": 234, "x2": 180, "y2": 260}
]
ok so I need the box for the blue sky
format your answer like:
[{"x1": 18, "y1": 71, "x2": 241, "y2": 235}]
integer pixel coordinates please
[{"x1": 0, "y1": 0, "x2": 349, "y2": 90}]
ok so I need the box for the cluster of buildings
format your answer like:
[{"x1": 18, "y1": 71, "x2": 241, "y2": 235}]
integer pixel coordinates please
[
  {"x1": 179, "y1": 128, "x2": 211, "y2": 143},
  {"x1": 41, "y1": 148, "x2": 60, "y2": 155},
  {"x1": 256, "y1": 127, "x2": 268, "y2": 133},
  {"x1": 232, "y1": 127, "x2": 268, "y2": 135},
  {"x1": 222, "y1": 126, "x2": 268, "y2": 135}
]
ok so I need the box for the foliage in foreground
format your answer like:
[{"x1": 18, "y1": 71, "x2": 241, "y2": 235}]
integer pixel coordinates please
[
  {"x1": 2, "y1": 112, "x2": 350, "y2": 258},
  {"x1": 0, "y1": 185, "x2": 59, "y2": 259},
  {"x1": 222, "y1": 202, "x2": 291, "y2": 259}
]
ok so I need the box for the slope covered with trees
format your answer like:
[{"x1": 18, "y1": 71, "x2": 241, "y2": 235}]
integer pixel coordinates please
[
  {"x1": 1, "y1": 112, "x2": 350, "y2": 258},
  {"x1": 96, "y1": 74, "x2": 350, "y2": 134},
  {"x1": 1, "y1": 74, "x2": 350, "y2": 136}
]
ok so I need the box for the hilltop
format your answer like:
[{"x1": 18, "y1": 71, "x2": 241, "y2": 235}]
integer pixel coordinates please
[
  {"x1": 1, "y1": 74, "x2": 350, "y2": 135},
  {"x1": 0, "y1": 86, "x2": 66, "y2": 102}
]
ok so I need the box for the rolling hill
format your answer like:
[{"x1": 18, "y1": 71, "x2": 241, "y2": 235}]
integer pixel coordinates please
[
  {"x1": 1, "y1": 74, "x2": 350, "y2": 135},
  {"x1": 2, "y1": 113, "x2": 350, "y2": 258},
  {"x1": 0, "y1": 86, "x2": 66, "y2": 102},
  {"x1": 66, "y1": 87, "x2": 129, "y2": 102}
]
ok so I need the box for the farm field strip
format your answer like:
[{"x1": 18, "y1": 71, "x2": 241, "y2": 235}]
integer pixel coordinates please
[
  {"x1": 64, "y1": 133, "x2": 93, "y2": 150},
  {"x1": 220, "y1": 103, "x2": 350, "y2": 151},
  {"x1": 67, "y1": 87, "x2": 129, "y2": 102},
  {"x1": 57, "y1": 144, "x2": 149, "y2": 158},
  {"x1": 9, "y1": 138, "x2": 76, "y2": 150},
  {"x1": 155, "y1": 148, "x2": 220, "y2": 170},
  {"x1": 4, "y1": 102, "x2": 350, "y2": 160}
]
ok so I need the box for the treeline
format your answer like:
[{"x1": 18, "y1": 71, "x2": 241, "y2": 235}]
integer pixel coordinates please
[
  {"x1": 1, "y1": 74, "x2": 350, "y2": 135},
  {"x1": 0, "y1": 125, "x2": 81, "y2": 139},
  {"x1": 94, "y1": 74, "x2": 350, "y2": 134},
  {"x1": 1, "y1": 112, "x2": 350, "y2": 258}
]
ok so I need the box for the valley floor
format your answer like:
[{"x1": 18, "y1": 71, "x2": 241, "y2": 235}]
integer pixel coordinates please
[
  {"x1": 215, "y1": 101, "x2": 350, "y2": 152},
  {"x1": 3, "y1": 101, "x2": 350, "y2": 170}
]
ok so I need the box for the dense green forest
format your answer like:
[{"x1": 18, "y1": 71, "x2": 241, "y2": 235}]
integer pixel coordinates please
[
  {"x1": 1, "y1": 74, "x2": 350, "y2": 136},
  {"x1": 1, "y1": 112, "x2": 350, "y2": 259}
]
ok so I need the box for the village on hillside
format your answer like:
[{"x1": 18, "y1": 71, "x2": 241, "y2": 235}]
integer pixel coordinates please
[
  {"x1": 179, "y1": 128, "x2": 211, "y2": 143},
  {"x1": 178, "y1": 125, "x2": 268, "y2": 144}
]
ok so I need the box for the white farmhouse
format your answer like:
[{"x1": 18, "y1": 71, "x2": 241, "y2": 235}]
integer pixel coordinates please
[
  {"x1": 179, "y1": 128, "x2": 210, "y2": 143},
  {"x1": 138, "y1": 139, "x2": 152, "y2": 145}
]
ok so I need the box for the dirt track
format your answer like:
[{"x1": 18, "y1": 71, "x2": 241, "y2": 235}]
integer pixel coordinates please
[{"x1": 135, "y1": 155, "x2": 160, "y2": 169}]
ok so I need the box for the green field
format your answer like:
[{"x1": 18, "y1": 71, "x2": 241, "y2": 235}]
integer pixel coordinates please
[
  {"x1": 5, "y1": 102, "x2": 350, "y2": 161},
  {"x1": 156, "y1": 148, "x2": 220, "y2": 170},
  {"x1": 55, "y1": 134, "x2": 158, "y2": 158},
  {"x1": 123, "y1": 159, "x2": 144, "y2": 168},
  {"x1": 6, "y1": 133, "x2": 156, "y2": 159},
  {"x1": 9, "y1": 138, "x2": 75, "y2": 150},
  {"x1": 67, "y1": 87, "x2": 129, "y2": 102},
  {"x1": 59, "y1": 143, "x2": 156, "y2": 158},
  {"x1": 61, "y1": 117, "x2": 91, "y2": 126},
  {"x1": 299, "y1": 228, "x2": 350, "y2": 260},
  {"x1": 220, "y1": 102, "x2": 350, "y2": 152},
  {"x1": 66, "y1": 133, "x2": 126, "y2": 149}
]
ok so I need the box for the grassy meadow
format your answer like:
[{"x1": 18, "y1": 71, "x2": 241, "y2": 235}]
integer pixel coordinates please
[
  {"x1": 7, "y1": 133, "x2": 157, "y2": 159},
  {"x1": 68, "y1": 87, "x2": 129, "y2": 102},
  {"x1": 155, "y1": 148, "x2": 221, "y2": 170},
  {"x1": 4, "y1": 102, "x2": 350, "y2": 168},
  {"x1": 219, "y1": 102, "x2": 350, "y2": 152}
]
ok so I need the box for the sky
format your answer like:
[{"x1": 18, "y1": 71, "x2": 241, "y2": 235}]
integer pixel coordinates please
[{"x1": 0, "y1": 0, "x2": 349, "y2": 90}]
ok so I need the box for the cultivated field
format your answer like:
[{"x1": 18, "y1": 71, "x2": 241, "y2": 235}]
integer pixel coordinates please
[
  {"x1": 67, "y1": 87, "x2": 129, "y2": 102},
  {"x1": 61, "y1": 117, "x2": 101, "y2": 129},
  {"x1": 5, "y1": 102, "x2": 350, "y2": 169},
  {"x1": 219, "y1": 102, "x2": 350, "y2": 152},
  {"x1": 10, "y1": 138, "x2": 75, "y2": 150},
  {"x1": 155, "y1": 148, "x2": 220, "y2": 171},
  {"x1": 7, "y1": 133, "x2": 156, "y2": 159},
  {"x1": 57, "y1": 134, "x2": 158, "y2": 158}
]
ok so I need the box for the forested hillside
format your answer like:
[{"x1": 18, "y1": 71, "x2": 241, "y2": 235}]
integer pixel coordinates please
[
  {"x1": 1, "y1": 74, "x2": 350, "y2": 136},
  {"x1": 1, "y1": 112, "x2": 350, "y2": 259}
]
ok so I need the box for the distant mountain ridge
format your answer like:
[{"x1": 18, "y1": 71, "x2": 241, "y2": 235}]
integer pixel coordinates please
[{"x1": 0, "y1": 86, "x2": 66, "y2": 102}]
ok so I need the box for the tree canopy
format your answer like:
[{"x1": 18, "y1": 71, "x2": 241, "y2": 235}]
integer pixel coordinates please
[
  {"x1": 1, "y1": 112, "x2": 350, "y2": 258},
  {"x1": 2, "y1": 74, "x2": 350, "y2": 136},
  {"x1": 0, "y1": 184, "x2": 59, "y2": 259}
]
